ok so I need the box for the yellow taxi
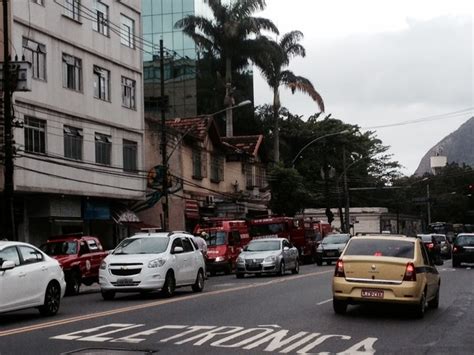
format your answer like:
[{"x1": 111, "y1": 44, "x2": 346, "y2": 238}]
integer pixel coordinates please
[{"x1": 332, "y1": 236, "x2": 442, "y2": 318}]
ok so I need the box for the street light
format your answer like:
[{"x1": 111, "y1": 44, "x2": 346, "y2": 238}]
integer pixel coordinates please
[
  {"x1": 291, "y1": 130, "x2": 350, "y2": 168},
  {"x1": 215, "y1": 99, "x2": 252, "y2": 118}
]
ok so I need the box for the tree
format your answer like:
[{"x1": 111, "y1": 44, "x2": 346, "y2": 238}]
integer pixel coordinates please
[
  {"x1": 254, "y1": 31, "x2": 325, "y2": 163},
  {"x1": 175, "y1": 0, "x2": 278, "y2": 135}
]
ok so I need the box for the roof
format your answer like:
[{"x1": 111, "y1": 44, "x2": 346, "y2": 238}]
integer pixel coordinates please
[
  {"x1": 165, "y1": 116, "x2": 216, "y2": 142},
  {"x1": 221, "y1": 135, "x2": 263, "y2": 157}
]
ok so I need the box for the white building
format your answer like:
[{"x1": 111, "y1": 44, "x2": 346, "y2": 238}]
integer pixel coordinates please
[{"x1": 1, "y1": 0, "x2": 144, "y2": 247}]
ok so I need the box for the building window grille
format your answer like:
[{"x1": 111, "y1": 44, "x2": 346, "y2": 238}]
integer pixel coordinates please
[
  {"x1": 24, "y1": 117, "x2": 46, "y2": 154},
  {"x1": 121, "y1": 77, "x2": 136, "y2": 109},
  {"x1": 23, "y1": 38, "x2": 46, "y2": 81},
  {"x1": 64, "y1": 126, "x2": 83, "y2": 160},
  {"x1": 93, "y1": 0, "x2": 109, "y2": 36},
  {"x1": 95, "y1": 133, "x2": 111, "y2": 165},
  {"x1": 245, "y1": 164, "x2": 254, "y2": 188},
  {"x1": 62, "y1": 53, "x2": 82, "y2": 91},
  {"x1": 93, "y1": 66, "x2": 110, "y2": 101},
  {"x1": 210, "y1": 154, "x2": 224, "y2": 182},
  {"x1": 123, "y1": 139, "x2": 137, "y2": 172},
  {"x1": 120, "y1": 15, "x2": 135, "y2": 48},
  {"x1": 64, "y1": 0, "x2": 80, "y2": 21}
]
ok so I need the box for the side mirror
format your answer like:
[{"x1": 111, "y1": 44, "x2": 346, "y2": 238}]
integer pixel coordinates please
[
  {"x1": 283, "y1": 246, "x2": 290, "y2": 252},
  {"x1": 173, "y1": 246, "x2": 184, "y2": 254},
  {"x1": 243, "y1": 246, "x2": 248, "y2": 251},
  {"x1": 0, "y1": 260, "x2": 16, "y2": 271}
]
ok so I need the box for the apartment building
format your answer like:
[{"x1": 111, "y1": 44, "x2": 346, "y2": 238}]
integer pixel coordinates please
[{"x1": 1, "y1": 0, "x2": 145, "y2": 247}]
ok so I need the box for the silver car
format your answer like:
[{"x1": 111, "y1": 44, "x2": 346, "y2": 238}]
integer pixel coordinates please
[
  {"x1": 315, "y1": 233, "x2": 351, "y2": 265},
  {"x1": 235, "y1": 238, "x2": 299, "y2": 278}
]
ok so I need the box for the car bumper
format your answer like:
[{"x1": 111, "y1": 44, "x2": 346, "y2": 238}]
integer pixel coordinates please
[
  {"x1": 99, "y1": 270, "x2": 166, "y2": 292},
  {"x1": 332, "y1": 277, "x2": 424, "y2": 305},
  {"x1": 236, "y1": 261, "x2": 278, "y2": 274},
  {"x1": 453, "y1": 252, "x2": 474, "y2": 263},
  {"x1": 316, "y1": 251, "x2": 341, "y2": 261},
  {"x1": 206, "y1": 259, "x2": 229, "y2": 272}
]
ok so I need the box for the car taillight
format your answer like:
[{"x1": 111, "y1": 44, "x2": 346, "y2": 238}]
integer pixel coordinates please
[
  {"x1": 453, "y1": 246, "x2": 458, "y2": 253},
  {"x1": 427, "y1": 243, "x2": 434, "y2": 249},
  {"x1": 334, "y1": 259, "x2": 345, "y2": 277},
  {"x1": 403, "y1": 262, "x2": 416, "y2": 281}
]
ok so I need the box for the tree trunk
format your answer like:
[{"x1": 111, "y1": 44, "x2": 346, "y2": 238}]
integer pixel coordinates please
[
  {"x1": 273, "y1": 88, "x2": 281, "y2": 163},
  {"x1": 225, "y1": 57, "x2": 233, "y2": 137}
]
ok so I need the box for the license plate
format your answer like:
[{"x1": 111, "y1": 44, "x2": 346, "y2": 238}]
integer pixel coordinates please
[
  {"x1": 117, "y1": 278, "x2": 134, "y2": 286},
  {"x1": 326, "y1": 251, "x2": 336, "y2": 256},
  {"x1": 361, "y1": 289, "x2": 384, "y2": 298}
]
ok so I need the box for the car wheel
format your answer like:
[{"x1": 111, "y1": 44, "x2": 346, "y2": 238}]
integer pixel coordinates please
[
  {"x1": 292, "y1": 259, "x2": 300, "y2": 274},
  {"x1": 452, "y1": 257, "x2": 460, "y2": 268},
  {"x1": 316, "y1": 258, "x2": 323, "y2": 266},
  {"x1": 333, "y1": 298, "x2": 347, "y2": 315},
  {"x1": 414, "y1": 290, "x2": 427, "y2": 318},
  {"x1": 326, "y1": 260, "x2": 332, "y2": 266},
  {"x1": 236, "y1": 272, "x2": 244, "y2": 279},
  {"x1": 38, "y1": 282, "x2": 61, "y2": 316},
  {"x1": 101, "y1": 290, "x2": 115, "y2": 300},
  {"x1": 66, "y1": 271, "x2": 81, "y2": 296},
  {"x1": 278, "y1": 261, "x2": 285, "y2": 276},
  {"x1": 192, "y1": 270, "x2": 205, "y2": 292},
  {"x1": 428, "y1": 286, "x2": 440, "y2": 309},
  {"x1": 224, "y1": 262, "x2": 232, "y2": 275},
  {"x1": 161, "y1": 271, "x2": 176, "y2": 297}
]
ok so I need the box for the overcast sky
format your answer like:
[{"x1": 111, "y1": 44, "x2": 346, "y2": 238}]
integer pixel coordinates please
[{"x1": 252, "y1": 0, "x2": 473, "y2": 175}]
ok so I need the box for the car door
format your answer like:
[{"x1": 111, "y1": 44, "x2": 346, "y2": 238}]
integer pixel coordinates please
[
  {"x1": 0, "y1": 246, "x2": 26, "y2": 312},
  {"x1": 17, "y1": 245, "x2": 50, "y2": 306},
  {"x1": 181, "y1": 237, "x2": 197, "y2": 284},
  {"x1": 170, "y1": 238, "x2": 187, "y2": 285},
  {"x1": 420, "y1": 242, "x2": 437, "y2": 298}
]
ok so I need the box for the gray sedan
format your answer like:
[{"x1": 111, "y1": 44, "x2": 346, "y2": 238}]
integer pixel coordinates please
[
  {"x1": 235, "y1": 238, "x2": 299, "y2": 278},
  {"x1": 315, "y1": 233, "x2": 351, "y2": 265}
]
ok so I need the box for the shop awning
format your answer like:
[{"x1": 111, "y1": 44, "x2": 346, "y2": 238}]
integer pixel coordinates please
[{"x1": 185, "y1": 199, "x2": 200, "y2": 219}]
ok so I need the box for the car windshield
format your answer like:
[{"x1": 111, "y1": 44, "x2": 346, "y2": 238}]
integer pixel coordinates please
[
  {"x1": 344, "y1": 239, "x2": 415, "y2": 258},
  {"x1": 113, "y1": 237, "x2": 169, "y2": 255},
  {"x1": 433, "y1": 235, "x2": 446, "y2": 243},
  {"x1": 40, "y1": 241, "x2": 77, "y2": 255},
  {"x1": 322, "y1": 234, "x2": 350, "y2": 245},
  {"x1": 456, "y1": 235, "x2": 474, "y2": 246},
  {"x1": 206, "y1": 231, "x2": 226, "y2": 246},
  {"x1": 419, "y1": 235, "x2": 432, "y2": 243},
  {"x1": 246, "y1": 240, "x2": 281, "y2": 252}
]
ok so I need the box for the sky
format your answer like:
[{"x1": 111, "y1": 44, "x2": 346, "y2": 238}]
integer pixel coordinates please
[{"x1": 252, "y1": 0, "x2": 473, "y2": 175}]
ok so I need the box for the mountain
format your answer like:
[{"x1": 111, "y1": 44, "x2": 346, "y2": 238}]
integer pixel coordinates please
[{"x1": 414, "y1": 117, "x2": 474, "y2": 176}]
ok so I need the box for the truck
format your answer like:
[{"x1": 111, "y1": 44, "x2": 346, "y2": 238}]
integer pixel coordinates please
[
  {"x1": 194, "y1": 219, "x2": 250, "y2": 275},
  {"x1": 40, "y1": 235, "x2": 108, "y2": 295}
]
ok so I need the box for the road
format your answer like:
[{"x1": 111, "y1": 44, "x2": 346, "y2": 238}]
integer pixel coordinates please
[{"x1": 0, "y1": 264, "x2": 473, "y2": 355}]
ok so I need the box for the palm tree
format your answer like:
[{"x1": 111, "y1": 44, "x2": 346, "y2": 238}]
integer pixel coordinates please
[
  {"x1": 254, "y1": 31, "x2": 325, "y2": 163},
  {"x1": 175, "y1": 0, "x2": 278, "y2": 136}
]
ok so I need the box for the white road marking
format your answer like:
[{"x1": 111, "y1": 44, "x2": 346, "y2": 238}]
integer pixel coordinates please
[{"x1": 317, "y1": 298, "x2": 332, "y2": 305}]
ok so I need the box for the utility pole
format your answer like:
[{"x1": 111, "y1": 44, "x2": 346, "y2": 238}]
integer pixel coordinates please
[
  {"x1": 342, "y1": 148, "x2": 350, "y2": 234},
  {"x1": 159, "y1": 39, "x2": 169, "y2": 231},
  {"x1": 426, "y1": 183, "x2": 431, "y2": 226},
  {"x1": 2, "y1": 0, "x2": 15, "y2": 240}
]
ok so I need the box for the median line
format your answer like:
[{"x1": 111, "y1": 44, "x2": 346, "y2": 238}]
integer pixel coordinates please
[{"x1": 0, "y1": 269, "x2": 332, "y2": 338}]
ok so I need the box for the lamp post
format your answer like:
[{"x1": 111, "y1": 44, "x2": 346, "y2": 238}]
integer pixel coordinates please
[
  {"x1": 290, "y1": 130, "x2": 350, "y2": 168},
  {"x1": 423, "y1": 178, "x2": 431, "y2": 226}
]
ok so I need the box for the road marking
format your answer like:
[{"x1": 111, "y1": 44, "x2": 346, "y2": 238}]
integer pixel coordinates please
[
  {"x1": 316, "y1": 298, "x2": 332, "y2": 306},
  {"x1": 0, "y1": 269, "x2": 332, "y2": 338}
]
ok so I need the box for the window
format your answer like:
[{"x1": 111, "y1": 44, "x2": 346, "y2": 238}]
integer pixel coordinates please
[
  {"x1": 210, "y1": 154, "x2": 224, "y2": 182},
  {"x1": 95, "y1": 133, "x2": 111, "y2": 165},
  {"x1": 23, "y1": 38, "x2": 46, "y2": 80},
  {"x1": 0, "y1": 247, "x2": 21, "y2": 266},
  {"x1": 344, "y1": 239, "x2": 415, "y2": 259},
  {"x1": 181, "y1": 238, "x2": 194, "y2": 252},
  {"x1": 24, "y1": 117, "x2": 46, "y2": 154},
  {"x1": 64, "y1": 126, "x2": 83, "y2": 160},
  {"x1": 192, "y1": 149, "x2": 207, "y2": 179},
  {"x1": 18, "y1": 246, "x2": 44, "y2": 264},
  {"x1": 256, "y1": 166, "x2": 266, "y2": 188},
  {"x1": 93, "y1": 66, "x2": 110, "y2": 101},
  {"x1": 121, "y1": 77, "x2": 136, "y2": 109},
  {"x1": 64, "y1": 0, "x2": 80, "y2": 21},
  {"x1": 62, "y1": 53, "x2": 82, "y2": 91},
  {"x1": 123, "y1": 139, "x2": 137, "y2": 172},
  {"x1": 93, "y1": 0, "x2": 109, "y2": 36},
  {"x1": 245, "y1": 164, "x2": 254, "y2": 188},
  {"x1": 120, "y1": 15, "x2": 135, "y2": 48}
]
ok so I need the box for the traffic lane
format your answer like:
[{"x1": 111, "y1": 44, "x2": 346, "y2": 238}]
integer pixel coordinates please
[{"x1": 0, "y1": 264, "x2": 333, "y2": 330}]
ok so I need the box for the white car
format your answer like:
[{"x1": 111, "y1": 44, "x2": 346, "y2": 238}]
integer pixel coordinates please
[
  {"x1": 99, "y1": 231, "x2": 206, "y2": 300},
  {"x1": 0, "y1": 241, "x2": 66, "y2": 316}
]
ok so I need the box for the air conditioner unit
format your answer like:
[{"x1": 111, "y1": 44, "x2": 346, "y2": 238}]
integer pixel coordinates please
[{"x1": 206, "y1": 195, "x2": 215, "y2": 205}]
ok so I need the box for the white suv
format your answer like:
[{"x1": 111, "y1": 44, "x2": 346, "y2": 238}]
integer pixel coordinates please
[{"x1": 99, "y1": 231, "x2": 205, "y2": 300}]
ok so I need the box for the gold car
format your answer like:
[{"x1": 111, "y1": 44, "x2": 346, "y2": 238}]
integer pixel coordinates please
[{"x1": 332, "y1": 236, "x2": 441, "y2": 318}]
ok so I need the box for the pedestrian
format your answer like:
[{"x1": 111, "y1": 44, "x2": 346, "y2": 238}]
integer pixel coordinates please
[{"x1": 193, "y1": 232, "x2": 209, "y2": 278}]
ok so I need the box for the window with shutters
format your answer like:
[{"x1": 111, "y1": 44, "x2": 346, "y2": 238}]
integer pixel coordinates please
[
  {"x1": 256, "y1": 165, "x2": 266, "y2": 188},
  {"x1": 95, "y1": 133, "x2": 111, "y2": 165},
  {"x1": 24, "y1": 117, "x2": 46, "y2": 154},
  {"x1": 192, "y1": 149, "x2": 202, "y2": 179},
  {"x1": 121, "y1": 76, "x2": 136, "y2": 109},
  {"x1": 93, "y1": 66, "x2": 110, "y2": 101},
  {"x1": 64, "y1": 0, "x2": 80, "y2": 21},
  {"x1": 93, "y1": 0, "x2": 109, "y2": 36},
  {"x1": 62, "y1": 53, "x2": 82, "y2": 91},
  {"x1": 23, "y1": 38, "x2": 46, "y2": 81},
  {"x1": 245, "y1": 164, "x2": 254, "y2": 189},
  {"x1": 120, "y1": 15, "x2": 135, "y2": 48},
  {"x1": 64, "y1": 126, "x2": 83, "y2": 160},
  {"x1": 123, "y1": 140, "x2": 137, "y2": 172},
  {"x1": 210, "y1": 154, "x2": 224, "y2": 183}
]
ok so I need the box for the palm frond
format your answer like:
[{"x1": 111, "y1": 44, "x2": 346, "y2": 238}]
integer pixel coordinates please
[{"x1": 281, "y1": 71, "x2": 325, "y2": 112}]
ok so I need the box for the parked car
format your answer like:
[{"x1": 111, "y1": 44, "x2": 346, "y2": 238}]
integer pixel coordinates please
[
  {"x1": 99, "y1": 231, "x2": 205, "y2": 300},
  {"x1": 452, "y1": 233, "x2": 474, "y2": 267},
  {"x1": 315, "y1": 233, "x2": 351, "y2": 266},
  {"x1": 235, "y1": 238, "x2": 299, "y2": 278},
  {"x1": 431, "y1": 234, "x2": 452, "y2": 259},
  {"x1": 332, "y1": 236, "x2": 442, "y2": 318},
  {"x1": 0, "y1": 241, "x2": 66, "y2": 316},
  {"x1": 417, "y1": 234, "x2": 443, "y2": 264},
  {"x1": 40, "y1": 235, "x2": 108, "y2": 295}
]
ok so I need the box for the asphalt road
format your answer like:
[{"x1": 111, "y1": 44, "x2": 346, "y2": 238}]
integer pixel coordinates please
[{"x1": 0, "y1": 263, "x2": 473, "y2": 355}]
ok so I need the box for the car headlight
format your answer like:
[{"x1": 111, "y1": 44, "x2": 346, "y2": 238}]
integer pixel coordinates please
[
  {"x1": 236, "y1": 257, "x2": 244, "y2": 264},
  {"x1": 148, "y1": 258, "x2": 166, "y2": 268},
  {"x1": 264, "y1": 255, "x2": 277, "y2": 263},
  {"x1": 100, "y1": 261, "x2": 107, "y2": 270},
  {"x1": 317, "y1": 246, "x2": 322, "y2": 252},
  {"x1": 215, "y1": 256, "x2": 226, "y2": 262}
]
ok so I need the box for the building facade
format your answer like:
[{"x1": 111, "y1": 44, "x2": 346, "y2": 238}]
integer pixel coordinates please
[{"x1": 0, "y1": 0, "x2": 145, "y2": 248}]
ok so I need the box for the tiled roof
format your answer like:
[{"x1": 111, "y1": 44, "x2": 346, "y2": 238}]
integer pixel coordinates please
[
  {"x1": 222, "y1": 135, "x2": 263, "y2": 157},
  {"x1": 165, "y1": 116, "x2": 211, "y2": 141}
]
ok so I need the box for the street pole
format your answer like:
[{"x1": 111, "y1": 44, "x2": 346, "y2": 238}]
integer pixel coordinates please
[
  {"x1": 225, "y1": 82, "x2": 233, "y2": 137},
  {"x1": 342, "y1": 149, "x2": 350, "y2": 234},
  {"x1": 2, "y1": 0, "x2": 15, "y2": 240},
  {"x1": 426, "y1": 183, "x2": 431, "y2": 226},
  {"x1": 159, "y1": 39, "x2": 169, "y2": 231}
]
